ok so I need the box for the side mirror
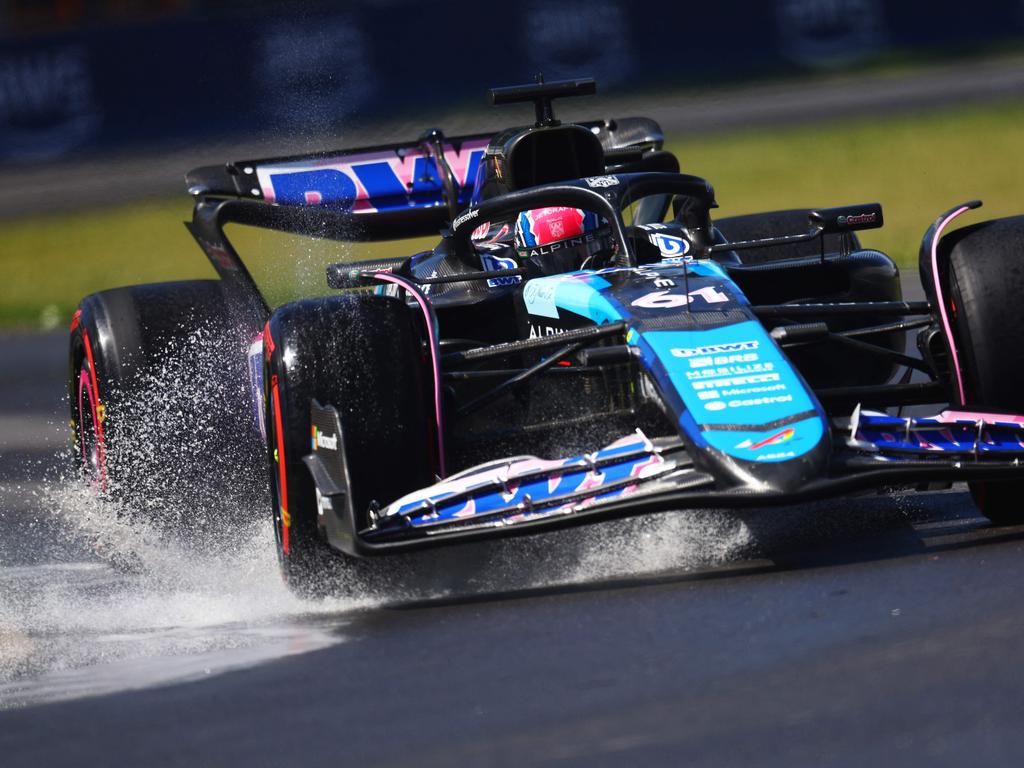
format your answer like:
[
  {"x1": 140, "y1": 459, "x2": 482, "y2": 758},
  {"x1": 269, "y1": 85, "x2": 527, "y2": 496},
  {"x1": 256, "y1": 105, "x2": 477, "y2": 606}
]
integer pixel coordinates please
[{"x1": 809, "y1": 203, "x2": 883, "y2": 234}]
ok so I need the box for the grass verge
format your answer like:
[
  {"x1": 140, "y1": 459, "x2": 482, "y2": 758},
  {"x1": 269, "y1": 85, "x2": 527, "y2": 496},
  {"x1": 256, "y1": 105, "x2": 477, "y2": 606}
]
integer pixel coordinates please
[{"x1": 2, "y1": 98, "x2": 1022, "y2": 328}]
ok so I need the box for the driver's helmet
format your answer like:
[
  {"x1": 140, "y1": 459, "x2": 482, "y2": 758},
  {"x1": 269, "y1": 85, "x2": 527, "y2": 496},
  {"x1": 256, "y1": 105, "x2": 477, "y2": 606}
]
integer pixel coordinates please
[{"x1": 513, "y1": 206, "x2": 611, "y2": 274}]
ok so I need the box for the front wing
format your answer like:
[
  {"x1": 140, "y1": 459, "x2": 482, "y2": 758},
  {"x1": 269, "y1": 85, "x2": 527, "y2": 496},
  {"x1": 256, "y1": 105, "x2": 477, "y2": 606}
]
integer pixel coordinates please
[{"x1": 311, "y1": 409, "x2": 1024, "y2": 554}]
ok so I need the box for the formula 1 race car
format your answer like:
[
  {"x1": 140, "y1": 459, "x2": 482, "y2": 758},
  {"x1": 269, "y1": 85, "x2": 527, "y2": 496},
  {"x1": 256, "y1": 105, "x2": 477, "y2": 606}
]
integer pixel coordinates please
[{"x1": 70, "y1": 78, "x2": 1024, "y2": 593}]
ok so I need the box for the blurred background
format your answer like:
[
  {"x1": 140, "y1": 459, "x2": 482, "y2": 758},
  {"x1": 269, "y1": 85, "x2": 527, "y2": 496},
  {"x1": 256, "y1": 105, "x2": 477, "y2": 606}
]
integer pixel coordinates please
[{"x1": 0, "y1": 0, "x2": 1022, "y2": 328}]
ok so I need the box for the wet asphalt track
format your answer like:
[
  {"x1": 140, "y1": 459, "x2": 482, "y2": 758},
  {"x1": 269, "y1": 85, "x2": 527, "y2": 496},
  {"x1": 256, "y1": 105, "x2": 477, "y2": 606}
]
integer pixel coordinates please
[{"x1": 3, "y1": 277, "x2": 1024, "y2": 766}]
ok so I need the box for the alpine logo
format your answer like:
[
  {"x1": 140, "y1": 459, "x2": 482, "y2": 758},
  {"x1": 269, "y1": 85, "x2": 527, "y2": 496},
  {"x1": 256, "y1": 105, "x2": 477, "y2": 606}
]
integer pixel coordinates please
[
  {"x1": 735, "y1": 427, "x2": 795, "y2": 451},
  {"x1": 529, "y1": 324, "x2": 565, "y2": 338},
  {"x1": 672, "y1": 341, "x2": 759, "y2": 358}
]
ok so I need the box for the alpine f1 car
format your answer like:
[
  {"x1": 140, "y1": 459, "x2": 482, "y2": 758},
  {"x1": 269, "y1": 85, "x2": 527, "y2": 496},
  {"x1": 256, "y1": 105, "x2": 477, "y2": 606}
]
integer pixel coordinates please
[{"x1": 70, "y1": 78, "x2": 1024, "y2": 592}]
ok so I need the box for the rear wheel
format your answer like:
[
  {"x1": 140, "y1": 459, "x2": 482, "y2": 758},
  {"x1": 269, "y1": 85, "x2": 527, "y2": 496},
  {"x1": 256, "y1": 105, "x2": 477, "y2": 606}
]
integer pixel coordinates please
[
  {"x1": 69, "y1": 280, "x2": 264, "y2": 531},
  {"x1": 944, "y1": 215, "x2": 1024, "y2": 524},
  {"x1": 263, "y1": 294, "x2": 435, "y2": 596},
  {"x1": 73, "y1": 348, "x2": 108, "y2": 492}
]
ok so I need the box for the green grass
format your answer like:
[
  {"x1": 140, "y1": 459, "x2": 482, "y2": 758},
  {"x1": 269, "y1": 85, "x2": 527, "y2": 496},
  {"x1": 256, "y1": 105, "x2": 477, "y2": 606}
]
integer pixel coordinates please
[
  {"x1": 2, "y1": 98, "x2": 1023, "y2": 328},
  {"x1": 0, "y1": 198, "x2": 214, "y2": 328},
  {"x1": 673, "y1": 99, "x2": 1024, "y2": 261}
]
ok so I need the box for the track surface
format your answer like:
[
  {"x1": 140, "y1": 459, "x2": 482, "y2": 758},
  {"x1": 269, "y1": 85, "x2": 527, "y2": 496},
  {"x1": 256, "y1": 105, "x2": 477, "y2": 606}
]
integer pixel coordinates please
[{"x1": 3, "y1": 278, "x2": 1024, "y2": 766}]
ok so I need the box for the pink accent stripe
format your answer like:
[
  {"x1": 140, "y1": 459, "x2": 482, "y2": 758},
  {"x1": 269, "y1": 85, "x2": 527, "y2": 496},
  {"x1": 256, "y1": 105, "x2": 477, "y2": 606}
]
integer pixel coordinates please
[
  {"x1": 372, "y1": 272, "x2": 447, "y2": 478},
  {"x1": 931, "y1": 206, "x2": 972, "y2": 405},
  {"x1": 939, "y1": 410, "x2": 1024, "y2": 424}
]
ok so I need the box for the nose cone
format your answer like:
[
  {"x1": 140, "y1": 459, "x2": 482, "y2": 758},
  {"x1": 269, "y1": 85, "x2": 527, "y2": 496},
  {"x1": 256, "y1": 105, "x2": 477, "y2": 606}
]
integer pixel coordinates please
[
  {"x1": 638, "y1": 319, "x2": 832, "y2": 493},
  {"x1": 699, "y1": 417, "x2": 833, "y2": 494}
]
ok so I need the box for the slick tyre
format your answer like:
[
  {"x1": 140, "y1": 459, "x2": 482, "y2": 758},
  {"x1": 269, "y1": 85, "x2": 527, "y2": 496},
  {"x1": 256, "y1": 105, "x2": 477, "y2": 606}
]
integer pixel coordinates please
[
  {"x1": 715, "y1": 209, "x2": 861, "y2": 264},
  {"x1": 69, "y1": 280, "x2": 264, "y2": 529},
  {"x1": 263, "y1": 294, "x2": 435, "y2": 597},
  {"x1": 944, "y1": 215, "x2": 1024, "y2": 525}
]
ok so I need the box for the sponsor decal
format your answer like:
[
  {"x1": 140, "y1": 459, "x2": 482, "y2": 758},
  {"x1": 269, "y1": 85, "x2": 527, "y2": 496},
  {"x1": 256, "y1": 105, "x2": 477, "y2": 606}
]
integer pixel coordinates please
[
  {"x1": 472, "y1": 222, "x2": 511, "y2": 244},
  {"x1": 648, "y1": 233, "x2": 691, "y2": 260},
  {"x1": 728, "y1": 394, "x2": 793, "y2": 409},
  {"x1": 686, "y1": 355, "x2": 763, "y2": 371},
  {"x1": 645, "y1": 321, "x2": 824, "y2": 462},
  {"x1": 520, "y1": 232, "x2": 600, "y2": 259},
  {"x1": 523, "y1": 279, "x2": 561, "y2": 319},
  {"x1": 584, "y1": 175, "x2": 619, "y2": 188},
  {"x1": 672, "y1": 341, "x2": 760, "y2": 358},
  {"x1": 258, "y1": 139, "x2": 487, "y2": 213},
  {"x1": 756, "y1": 450, "x2": 797, "y2": 461},
  {"x1": 480, "y1": 251, "x2": 522, "y2": 287},
  {"x1": 836, "y1": 212, "x2": 877, "y2": 226},
  {"x1": 719, "y1": 383, "x2": 787, "y2": 397},
  {"x1": 452, "y1": 207, "x2": 480, "y2": 230},
  {"x1": 311, "y1": 425, "x2": 338, "y2": 451},
  {"x1": 735, "y1": 427, "x2": 795, "y2": 451},
  {"x1": 671, "y1": 332, "x2": 794, "y2": 412},
  {"x1": 195, "y1": 238, "x2": 237, "y2": 271},
  {"x1": 387, "y1": 433, "x2": 670, "y2": 526},
  {"x1": 690, "y1": 373, "x2": 781, "y2": 390},
  {"x1": 524, "y1": 281, "x2": 557, "y2": 303},
  {"x1": 705, "y1": 394, "x2": 795, "y2": 411}
]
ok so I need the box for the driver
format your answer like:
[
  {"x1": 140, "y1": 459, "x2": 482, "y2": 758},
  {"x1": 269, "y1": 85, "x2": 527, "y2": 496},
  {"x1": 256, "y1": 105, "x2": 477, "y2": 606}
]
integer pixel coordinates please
[
  {"x1": 471, "y1": 207, "x2": 613, "y2": 278},
  {"x1": 514, "y1": 206, "x2": 613, "y2": 275}
]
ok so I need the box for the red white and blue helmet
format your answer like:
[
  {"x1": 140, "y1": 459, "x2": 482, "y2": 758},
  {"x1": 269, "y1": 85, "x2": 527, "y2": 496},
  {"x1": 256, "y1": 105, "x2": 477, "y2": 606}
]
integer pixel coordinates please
[{"x1": 513, "y1": 206, "x2": 611, "y2": 273}]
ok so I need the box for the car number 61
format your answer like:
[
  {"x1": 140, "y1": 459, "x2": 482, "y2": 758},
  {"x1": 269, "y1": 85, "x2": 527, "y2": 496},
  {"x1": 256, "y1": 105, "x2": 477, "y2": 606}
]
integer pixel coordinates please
[{"x1": 631, "y1": 286, "x2": 730, "y2": 309}]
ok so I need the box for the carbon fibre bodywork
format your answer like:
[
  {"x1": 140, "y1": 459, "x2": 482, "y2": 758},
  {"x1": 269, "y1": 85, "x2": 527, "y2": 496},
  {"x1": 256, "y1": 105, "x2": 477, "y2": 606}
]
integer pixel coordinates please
[{"x1": 106, "y1": 79, "x2": 1024, "y2": 565}]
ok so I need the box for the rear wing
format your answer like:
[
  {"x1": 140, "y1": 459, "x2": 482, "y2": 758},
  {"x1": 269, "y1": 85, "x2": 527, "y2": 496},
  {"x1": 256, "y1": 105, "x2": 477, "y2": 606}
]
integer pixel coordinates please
[
  {"x1": 184, "y1": 117, "x2": 667, "y2": 318},
  {"x1": 185, "y1": 117, "x2": 666, "y2": 240},
  {"x1": 186, "y1": 133, "x2": 491, "y2": 217}
]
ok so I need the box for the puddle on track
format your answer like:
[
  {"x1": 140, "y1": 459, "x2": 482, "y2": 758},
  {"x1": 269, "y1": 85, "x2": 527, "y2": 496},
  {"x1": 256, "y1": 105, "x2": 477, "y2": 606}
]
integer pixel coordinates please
[
  {"x1": 0, "y1": 478, "x2": 378, "y2": 709},
  {"x1": 0, "y1": 471, "x2": 760, "y2": 709},
  {"x1": 0, "y1": 325, "x2": 760, "y2": 710}
]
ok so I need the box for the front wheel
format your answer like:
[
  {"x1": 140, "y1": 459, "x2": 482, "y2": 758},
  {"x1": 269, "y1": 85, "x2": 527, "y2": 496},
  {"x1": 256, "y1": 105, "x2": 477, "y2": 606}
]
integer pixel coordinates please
[
  {"x1": 945, "y1": 215, "x2": 1024, "y2": 524},
  {"x1": 263, "y1": 294, "x2": 436, "y2": 596}
]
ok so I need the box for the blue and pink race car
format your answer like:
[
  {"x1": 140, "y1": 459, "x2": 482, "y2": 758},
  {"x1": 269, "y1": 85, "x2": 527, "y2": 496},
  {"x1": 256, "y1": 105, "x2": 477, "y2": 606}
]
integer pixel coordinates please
[{"x1": 69, "y1": 78, "x2": 1024, "y2": 593}]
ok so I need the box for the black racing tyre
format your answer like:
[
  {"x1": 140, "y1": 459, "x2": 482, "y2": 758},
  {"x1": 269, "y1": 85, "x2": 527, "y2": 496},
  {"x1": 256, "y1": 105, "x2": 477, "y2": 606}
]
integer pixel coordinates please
[
  {"x1": 69, "y1": 280, "x2": 265, "y2": 532},
  {"x1": 944, "y1": 215, "x2": 1024, "y2": 525},
  {"x1": 715, "y1": 209, "x2": 861, "y2": 264},
  {"x1": 263, "y1": 294, "x2": 435, "y2": 596}
]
